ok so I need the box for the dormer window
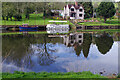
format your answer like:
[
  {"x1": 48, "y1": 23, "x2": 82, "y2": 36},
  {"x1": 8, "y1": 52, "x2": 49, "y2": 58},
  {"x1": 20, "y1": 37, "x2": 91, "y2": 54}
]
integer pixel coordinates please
[
  {"x1": 79, "y1": 9, "x2": 83, "y2": 12},
  {"x1": 71, "y1": 8, "x2": 74, "y2": 11}
]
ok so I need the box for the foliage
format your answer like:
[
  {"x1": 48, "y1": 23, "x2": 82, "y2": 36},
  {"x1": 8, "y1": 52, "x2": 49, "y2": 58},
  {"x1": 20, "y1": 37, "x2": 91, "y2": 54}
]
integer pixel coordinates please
[
  {"x1": 2, "y1": 2, "x2": 66, "y2": 21},
  {"x1": 78, "y1": 2, "x2": 93, "y2": 19},
  {"x1": 96, "y1": 2, "x2": 116, "y2": 22}
]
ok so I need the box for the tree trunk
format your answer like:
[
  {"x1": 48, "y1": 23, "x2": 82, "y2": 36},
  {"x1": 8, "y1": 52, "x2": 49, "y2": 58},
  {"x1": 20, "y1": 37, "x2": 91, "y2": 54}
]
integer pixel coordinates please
[
  {"x1": 104, "y1": 17, "x2": 106, "y2": 23},
  {"x1": 6, "y1": 16, "x2": 8, "y2": 21},
  {"x1": 2, "y1": 17, "x2": 5, "y2": 20},
  {"x1": 10, "y1": 17, "x2": 12, "y2": 21}
]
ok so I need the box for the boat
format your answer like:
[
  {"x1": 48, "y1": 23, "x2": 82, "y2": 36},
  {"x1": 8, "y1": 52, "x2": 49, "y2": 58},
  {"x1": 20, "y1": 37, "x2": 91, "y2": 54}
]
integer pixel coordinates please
[
  {"x1": 19, "y1": 24, "x2": 38, "y2": 31},
  {"x1": 46, "y1": 21, "x2": 69, "y2": 33}
]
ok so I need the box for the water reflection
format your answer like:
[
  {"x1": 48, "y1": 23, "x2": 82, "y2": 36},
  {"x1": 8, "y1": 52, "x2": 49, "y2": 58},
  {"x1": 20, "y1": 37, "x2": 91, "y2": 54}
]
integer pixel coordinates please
[{"x1": 2, "y1": 32, "x2": 119, "y2": 76}]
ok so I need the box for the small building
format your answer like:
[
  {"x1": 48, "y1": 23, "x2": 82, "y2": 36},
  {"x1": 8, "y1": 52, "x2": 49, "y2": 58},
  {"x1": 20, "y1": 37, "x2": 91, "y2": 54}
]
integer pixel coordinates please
[
  {"x1": 63, "y1": 2, "x2": 84, "y2": 19},
  {"x1": 51, "y1": 10, "x2": 63, "y2": 16}
]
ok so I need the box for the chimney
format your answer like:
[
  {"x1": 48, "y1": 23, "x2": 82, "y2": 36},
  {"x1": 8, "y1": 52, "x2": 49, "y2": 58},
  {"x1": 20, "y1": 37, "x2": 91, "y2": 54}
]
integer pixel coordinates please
[{"x1": 74, "y1": 0, "x2": 78, "y2": 7}]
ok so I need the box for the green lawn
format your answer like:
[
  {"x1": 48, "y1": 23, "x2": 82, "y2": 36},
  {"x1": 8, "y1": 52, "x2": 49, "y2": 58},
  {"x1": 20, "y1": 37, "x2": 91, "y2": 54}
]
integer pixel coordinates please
[
  {"x1": 1, "y1": 14, "x2": 51, "y2": 25},
  {"x1": 1, "y1": 13, "x2": 119, "y2": 26},
  {"x1": 2, "y1": 71, "x2": 106, "y2": 78},
  {"x1": 78, "y1": 18, "x2": 119, "y2": 26},
  {"x1": 1, "y1": 13, "x2": 72, "y2": 26},
  {"x1": 0, "y1": 31, "x2": 47, "y2": 35}
]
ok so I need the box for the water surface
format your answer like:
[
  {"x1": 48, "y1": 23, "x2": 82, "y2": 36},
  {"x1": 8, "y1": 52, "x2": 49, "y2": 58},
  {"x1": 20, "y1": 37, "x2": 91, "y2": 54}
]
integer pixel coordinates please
[{"x1": 2, "y1": 32, "x2": 119, "y2": 76}]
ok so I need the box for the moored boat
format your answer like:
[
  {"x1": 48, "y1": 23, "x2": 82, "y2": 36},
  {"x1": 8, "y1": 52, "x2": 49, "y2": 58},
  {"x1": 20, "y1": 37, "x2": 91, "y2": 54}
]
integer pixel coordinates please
[
  {"x1": 19, "y1": 24, "x2": 38, "y2": 31},
  {"x1": 46, "y1": 21, "x2": 69, "y2": 33}
]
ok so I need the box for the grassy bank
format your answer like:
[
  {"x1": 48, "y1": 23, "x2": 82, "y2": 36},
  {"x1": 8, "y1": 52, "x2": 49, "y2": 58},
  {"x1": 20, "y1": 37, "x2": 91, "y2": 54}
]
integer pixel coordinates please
[
  {"x1": 1, "y1": 29, "x2": 120, "y2": 35},
  {"x1": 2, "y1": 71, "x2": 105, "y2": 78},
  {"x1": 0, "y1": 31, "x2": 70, "y2": 35},
  {"x1": 0, "y1": 31, "x2": 47, "y2": 35},
  {"x1": 78, "y1": 29, "x2": 120, "y2": 32},
  {"x1": 78, "y1": 18, "x2": 119, "y2": 26}
]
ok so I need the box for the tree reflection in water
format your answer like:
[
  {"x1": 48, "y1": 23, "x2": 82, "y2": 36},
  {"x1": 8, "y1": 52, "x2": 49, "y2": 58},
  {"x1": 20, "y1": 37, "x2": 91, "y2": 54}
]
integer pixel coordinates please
[
  {"x1": 61, "y1": 32, "x2": 113, "y2": 58},
  {"x1": 95, "y1": 32, "x2": 114, "y2": 55},
  {"x1": 2, "y1": 32, "x2": 114, "y2": 69},
  {"x1": 30, "y1": 35, "x2": 57, "y2": 66},
  {"x1": 2, "y1": 34, "x2": 59, "y2": 68}
]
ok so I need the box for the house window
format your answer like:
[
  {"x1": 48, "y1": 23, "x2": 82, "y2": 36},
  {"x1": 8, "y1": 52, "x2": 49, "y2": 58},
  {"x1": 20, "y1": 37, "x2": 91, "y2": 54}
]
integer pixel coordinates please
[
  {"x1": 71, "y1": 13, "x2": 75, "y2": 17},
  {"x1": 79, "y1": 9, "x2": 83, "y2": 12},
  {"x1": 79, "y1": 35, "x2": 82, "y2": 38},
  {"x1": 79, "y1": 14, "x2": 82, "y2": 17},
  {"x1": 79, "y1": 40, "x2": 81, "y2": 43},
  {"x1": 71, "y1": 41, "x2": 74, "y2": 43},
  {"x1": 71, "y1": 8, "x2": 74, "y2": 11}
]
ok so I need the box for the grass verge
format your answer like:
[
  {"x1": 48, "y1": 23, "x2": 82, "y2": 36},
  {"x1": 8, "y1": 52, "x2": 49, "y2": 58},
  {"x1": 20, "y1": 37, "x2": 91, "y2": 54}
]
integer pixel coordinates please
[
  {"x1": 78, "y1": 19, "x2": 119, "y2": 26},
  {"x1": 2, "y1": 71, "x2": 106, "y2": 78}
]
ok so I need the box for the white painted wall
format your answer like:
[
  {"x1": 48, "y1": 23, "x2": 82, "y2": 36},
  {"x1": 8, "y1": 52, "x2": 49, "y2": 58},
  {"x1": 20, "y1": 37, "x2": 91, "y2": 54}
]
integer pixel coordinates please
[{"x1": 63, "y1": 4, "x2": 84, "y2": 20}]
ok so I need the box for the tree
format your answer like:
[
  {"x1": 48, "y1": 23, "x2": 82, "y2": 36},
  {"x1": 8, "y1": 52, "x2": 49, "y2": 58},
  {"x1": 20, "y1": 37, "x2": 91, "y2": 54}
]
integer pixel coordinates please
[
  {"x1": 78, "y1": 2, "x2": 93, "y2": 19},
  {"x1": 96, "y1": 2, "x2": 116, "y2": 22}
]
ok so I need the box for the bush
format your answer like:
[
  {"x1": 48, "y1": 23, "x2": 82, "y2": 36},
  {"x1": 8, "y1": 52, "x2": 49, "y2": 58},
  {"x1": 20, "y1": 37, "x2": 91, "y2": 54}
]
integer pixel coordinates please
[{"x1": 111, "y1": 16, "x2": 118, "y2": 19}]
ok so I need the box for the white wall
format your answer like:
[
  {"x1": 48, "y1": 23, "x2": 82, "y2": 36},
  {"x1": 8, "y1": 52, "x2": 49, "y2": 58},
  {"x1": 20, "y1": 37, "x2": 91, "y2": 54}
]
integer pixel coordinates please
[
  {"x1": 76, "y1": 7, "x2": 84, "y2": 19},
  {"x1": 63, "y1": 5, "x2": 84, "y2": 20}
]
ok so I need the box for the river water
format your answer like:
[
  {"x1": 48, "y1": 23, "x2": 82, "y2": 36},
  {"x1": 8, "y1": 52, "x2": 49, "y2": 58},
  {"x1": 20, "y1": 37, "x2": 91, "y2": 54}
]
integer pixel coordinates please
[{"x1": 2, "y1": 32, "x2": 120, "y2": 76}]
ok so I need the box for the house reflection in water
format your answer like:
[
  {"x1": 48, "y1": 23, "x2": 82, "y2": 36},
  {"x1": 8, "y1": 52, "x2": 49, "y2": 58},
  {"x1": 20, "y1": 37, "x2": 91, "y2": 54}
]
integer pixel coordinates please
[
  {"x1": 48, "y1": 33, "x2": 84, "y2": 57},
  {"x1": 63, "y1": 33, "x2": 83, "y2": 47},
  {"x1": 48, "y1": 32, "x2": 114, "y2": 58}
]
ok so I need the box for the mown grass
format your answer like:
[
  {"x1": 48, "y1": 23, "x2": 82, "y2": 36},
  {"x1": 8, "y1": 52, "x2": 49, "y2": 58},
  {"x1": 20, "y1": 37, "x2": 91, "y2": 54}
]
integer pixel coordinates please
[
  {"x1": 78, "y1": 18, "x2": 119, "y2": 26},
  {"x1": 1, "y1": 13, "x2": 72, "y2": 26},
  {"x1": 1, "y1": 13, "x2": 119, "y2": 26},
  {"x1": 2, "y1": 71, "x2": 106, "y2": 78}
]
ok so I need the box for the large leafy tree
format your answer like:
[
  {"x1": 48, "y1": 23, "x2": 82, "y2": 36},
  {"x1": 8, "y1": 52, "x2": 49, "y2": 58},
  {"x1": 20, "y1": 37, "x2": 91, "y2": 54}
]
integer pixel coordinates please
[
  {"x1": 96, "y1": 2, "x2": 116, "y2": 22},
  {"x1": 78, "y1": 2, "x2": 93, "y2": 19}
]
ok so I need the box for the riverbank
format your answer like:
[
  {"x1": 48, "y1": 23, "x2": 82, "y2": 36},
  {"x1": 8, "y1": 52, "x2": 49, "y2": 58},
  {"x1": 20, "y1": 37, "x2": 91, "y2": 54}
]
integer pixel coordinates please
[
  {"x1": 77, "y1": 18, "x2": 119, "y2": 26},
  {"x1": 1, "y1": 29, "x2": 120, "y2": 35},
  {"x1": 1, "y1": 13, "x2": 119, "y2": 27},
  {"x1": 2, "y1": 71, "x2": 106, "y2": 78}
]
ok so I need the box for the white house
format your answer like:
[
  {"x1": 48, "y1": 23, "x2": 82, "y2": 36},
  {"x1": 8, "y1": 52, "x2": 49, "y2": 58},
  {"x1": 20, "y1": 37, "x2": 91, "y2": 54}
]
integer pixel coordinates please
[{"x1": 63, "y1": 2, "x2": 84, "y2": 20}]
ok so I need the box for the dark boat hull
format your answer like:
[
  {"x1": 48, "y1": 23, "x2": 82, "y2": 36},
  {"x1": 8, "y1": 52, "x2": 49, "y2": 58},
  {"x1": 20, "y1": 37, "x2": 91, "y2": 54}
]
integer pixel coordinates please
[{"x1": 19, "y1": 26, "x2": 38, "y2": 31}]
